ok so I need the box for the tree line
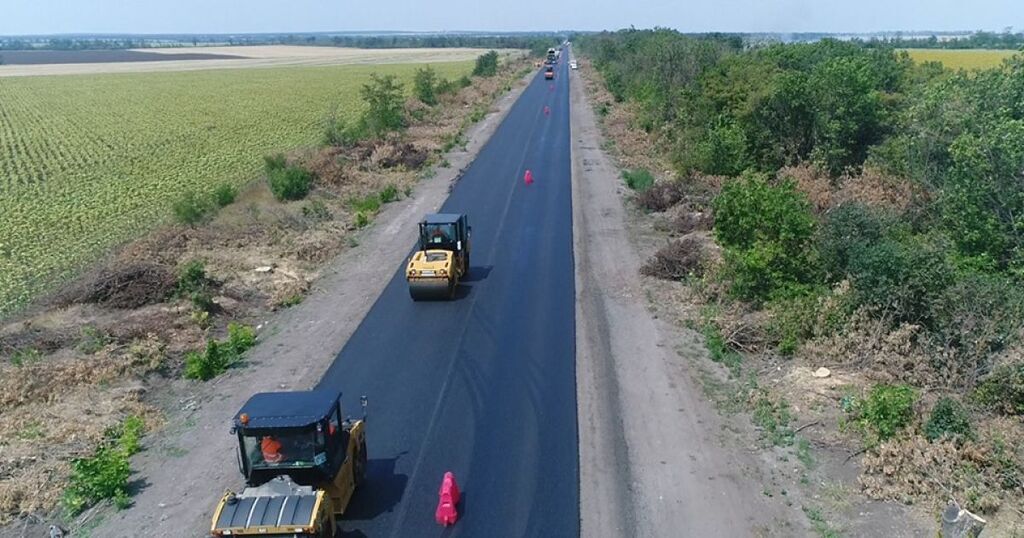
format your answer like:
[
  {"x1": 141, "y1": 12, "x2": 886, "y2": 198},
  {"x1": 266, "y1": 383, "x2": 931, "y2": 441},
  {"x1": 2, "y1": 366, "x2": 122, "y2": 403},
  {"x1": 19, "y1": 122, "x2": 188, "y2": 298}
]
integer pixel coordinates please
[{"x1": 578, "y1": 28, "x2": 1024, "y2": 417}]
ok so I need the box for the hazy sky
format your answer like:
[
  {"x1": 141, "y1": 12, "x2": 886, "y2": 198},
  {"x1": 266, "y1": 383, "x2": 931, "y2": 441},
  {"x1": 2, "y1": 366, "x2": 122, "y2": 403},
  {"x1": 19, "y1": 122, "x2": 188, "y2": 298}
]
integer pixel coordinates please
[{"x1": 2, "y1": 0, "x2": 1022, "y2": 36}]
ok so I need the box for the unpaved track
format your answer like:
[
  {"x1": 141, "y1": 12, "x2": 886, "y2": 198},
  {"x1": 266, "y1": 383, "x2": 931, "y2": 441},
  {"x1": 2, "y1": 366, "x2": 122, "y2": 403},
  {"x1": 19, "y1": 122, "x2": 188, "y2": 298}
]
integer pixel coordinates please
[
  {"x1": 569, "y1": 49, "x2": 804, "y2": 537},
  {"x1": 81, "y1": 70, "x2": 534, "y2": 538}
]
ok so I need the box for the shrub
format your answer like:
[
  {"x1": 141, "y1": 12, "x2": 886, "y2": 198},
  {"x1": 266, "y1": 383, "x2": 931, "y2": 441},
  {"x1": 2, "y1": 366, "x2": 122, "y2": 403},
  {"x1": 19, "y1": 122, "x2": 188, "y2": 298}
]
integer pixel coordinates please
[
  {"x1": 931, "y1": 273, "x2": 1024, "y2": 381},
  {"x1": 268, "y1": 165, "x2": 313, "y2": 201},
  {"x1": 184, "y1": 340, "x2": 235, "y2": 381},
  {"x1": 973, "y1": 363, "x2": 1024, "y2": 416},
  {"x1": 753, "y1": 396, "x2": 795, "y2": 446},
  {"x1": 473, "y1": 50, "x2": 500, "y2": 77},
  {"x1": 302, "y1": 199, "x2": 331, "y2": 221},
  {"x1": 701, "y1": 318, "x2": 743, "y2": 374},
  {"x1": 172, "y1": 191, "x2": 212, "y2": 226},
  {"x1": 853, "y1": 384, "x2": 917, "y2": 442},
  {"x1": 349, "y1": 194, "x2": 381, "y2": 214},
  {"x1": 414, "y1": 66, "x2": 439, "y2": 106},
  {"x1": 212, "y1": 183, "x2": 238, "y2": 207},
  {"x1": 263, "y1": 153, "x2": 287, "y2": 173},
  {"x1": 924, "y1": 397, "x2": 974, "y2": 442},
  {"x1": 360, "y1": 73, "x2": 406, "y2": 136},
  {"x1": 846, "y1": 235, "x2": 952, "y2": 325},
  {"x1": 354, "y1": 211, "x2": 370, "y2": 228},
  {"x1": 227, "y1": 323, "x2": 256, "y2": 355},
  {"x1": 818, "y1": 203, "x2": 887, "y2": 282},
  {"x1": 766, "y1": 287, "x2": 848, "y2": 355},
  {"x1": 379, "y1": 184, "x2": 399, "y2": 204},
  {"x1": 176, "y1": 260, "x2": 209, "y2": 295},
  {"x1": 622, "y1": 169, "x2": 655, "y2": 191},
  {"x1": 686, "y1": 120, "x2": 750, "y2": 176},
  {"x1": 62, "y1": 416, "x2": 144, "y2": 515},
  {"x1": 713, "y1": 174, "x2": 819, "y2": 302}
]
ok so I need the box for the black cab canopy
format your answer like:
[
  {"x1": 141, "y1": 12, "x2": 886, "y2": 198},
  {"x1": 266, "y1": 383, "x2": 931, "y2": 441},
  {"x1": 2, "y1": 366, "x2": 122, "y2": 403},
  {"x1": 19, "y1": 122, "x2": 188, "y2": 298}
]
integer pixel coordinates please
[
  {"x1": 422, "y1": 213, "x2": 462, "y2": 225},
  {"x1": 235, "y1": 389, "x2": 340, "y2": 430}
]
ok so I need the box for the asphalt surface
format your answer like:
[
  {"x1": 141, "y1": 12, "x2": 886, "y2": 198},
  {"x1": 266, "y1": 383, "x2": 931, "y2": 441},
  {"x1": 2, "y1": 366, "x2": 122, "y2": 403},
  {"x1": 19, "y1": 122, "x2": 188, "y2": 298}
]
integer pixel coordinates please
[{"x1": 317, "y1": 57, "x2": 577, "y2": 537}]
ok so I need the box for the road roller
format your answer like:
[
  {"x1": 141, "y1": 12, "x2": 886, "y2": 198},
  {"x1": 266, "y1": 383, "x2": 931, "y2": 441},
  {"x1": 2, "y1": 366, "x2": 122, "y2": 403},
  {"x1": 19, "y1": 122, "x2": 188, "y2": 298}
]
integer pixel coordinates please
[
  {"x1": 209, "y1": 390, "x2": 367, "y2": 537},
  {"x1": 406, "y1": 213, "x2": 471, "y2": 300}
]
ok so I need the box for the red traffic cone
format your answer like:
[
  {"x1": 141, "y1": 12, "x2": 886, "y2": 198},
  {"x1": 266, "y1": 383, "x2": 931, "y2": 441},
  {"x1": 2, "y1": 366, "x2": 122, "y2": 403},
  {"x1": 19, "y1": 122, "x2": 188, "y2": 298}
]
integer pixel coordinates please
[
  {"x1": 435, "y1": 471, "x2": 461, "y2": 526},
  {"x1": 549, "y1": 84, "x2": 555, "y2": 92},
  {"x1": 523, "y1": 169, "x2": 534, "y2": 185},
  {"x1": 544, "y1": 105, "x2": 551, "y2": 116}
]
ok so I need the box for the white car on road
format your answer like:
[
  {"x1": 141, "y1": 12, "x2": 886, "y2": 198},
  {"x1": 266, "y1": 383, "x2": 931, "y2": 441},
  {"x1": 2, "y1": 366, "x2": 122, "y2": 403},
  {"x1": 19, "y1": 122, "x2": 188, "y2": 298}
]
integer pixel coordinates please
[{"x1": 570, "y1": 61, "x2": 578, "y2": 69}]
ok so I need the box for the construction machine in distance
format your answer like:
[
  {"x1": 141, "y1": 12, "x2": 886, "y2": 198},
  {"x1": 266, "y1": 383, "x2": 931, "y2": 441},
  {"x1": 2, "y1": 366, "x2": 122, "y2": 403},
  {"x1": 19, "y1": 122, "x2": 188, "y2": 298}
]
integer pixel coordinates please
[
  {"x1": 209, "y1": 390, "x2": 367, "y2": 537},
  {"x1": 406, "y1": 213, "x2": 471, "y2": 300}
]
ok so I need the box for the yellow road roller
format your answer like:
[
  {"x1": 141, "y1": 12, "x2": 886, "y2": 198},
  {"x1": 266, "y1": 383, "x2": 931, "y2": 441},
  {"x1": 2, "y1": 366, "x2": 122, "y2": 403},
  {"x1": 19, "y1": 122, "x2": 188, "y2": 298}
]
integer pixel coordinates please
[
  {"x1": 209, "y1": 390, "x2": 367, "y2": 537},
  {"x1": 406, "y1": 213, "x2": 471, "y2": 301}
]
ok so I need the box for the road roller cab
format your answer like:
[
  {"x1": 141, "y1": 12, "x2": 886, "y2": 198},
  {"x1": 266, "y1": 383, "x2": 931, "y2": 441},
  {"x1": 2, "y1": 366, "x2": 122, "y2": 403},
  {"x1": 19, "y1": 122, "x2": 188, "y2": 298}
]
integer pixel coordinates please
[
  {"x1": 210, "y1": 390, "x2": 367, "y2": 537},
  {"x1": 406, "y1": 213, "x2": 471, "y2": 300}
]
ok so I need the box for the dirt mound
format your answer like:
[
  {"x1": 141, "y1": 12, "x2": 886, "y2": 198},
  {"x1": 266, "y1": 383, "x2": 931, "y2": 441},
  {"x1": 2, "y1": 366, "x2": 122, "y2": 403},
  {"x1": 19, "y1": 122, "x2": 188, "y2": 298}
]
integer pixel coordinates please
[{"x1": 366, "y1": 139, "x2": 429, "y2": 170}]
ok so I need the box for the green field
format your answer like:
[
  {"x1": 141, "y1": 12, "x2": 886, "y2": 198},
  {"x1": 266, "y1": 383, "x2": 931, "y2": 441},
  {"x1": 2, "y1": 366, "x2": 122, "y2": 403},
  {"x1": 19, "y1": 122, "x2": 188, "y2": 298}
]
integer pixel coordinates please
[
  {"x1": 903, "y1": 48, "x2": 1020, "y2": 70},
  {"x1": 0, "y1": 61, "x2": 472, "y2": 315}
]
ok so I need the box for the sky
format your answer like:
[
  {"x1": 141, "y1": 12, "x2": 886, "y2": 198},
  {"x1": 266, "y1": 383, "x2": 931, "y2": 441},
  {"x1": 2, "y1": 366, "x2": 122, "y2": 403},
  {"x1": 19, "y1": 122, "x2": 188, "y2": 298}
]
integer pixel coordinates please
[{"x1": 1, "y1": 0, "x2": 1022, "y2": 36}]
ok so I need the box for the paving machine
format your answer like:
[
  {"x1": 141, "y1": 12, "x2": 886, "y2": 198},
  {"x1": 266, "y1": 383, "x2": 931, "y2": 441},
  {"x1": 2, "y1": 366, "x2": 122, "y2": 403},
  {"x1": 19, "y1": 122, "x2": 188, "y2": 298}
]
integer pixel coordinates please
[
  {"x1": 209, "y1": 390, "x2": 367, "y2": 537},
  {"x1": 406, "y1": 213, "x2": 471, "y2": 301}
]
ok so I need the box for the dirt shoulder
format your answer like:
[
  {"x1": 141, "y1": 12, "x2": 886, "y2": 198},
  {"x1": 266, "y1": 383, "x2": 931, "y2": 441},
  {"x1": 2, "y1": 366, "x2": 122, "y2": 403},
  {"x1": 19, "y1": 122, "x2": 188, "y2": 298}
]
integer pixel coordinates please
[{"x1": 570, "y1": 52, "x2": 805, "y2": 537}]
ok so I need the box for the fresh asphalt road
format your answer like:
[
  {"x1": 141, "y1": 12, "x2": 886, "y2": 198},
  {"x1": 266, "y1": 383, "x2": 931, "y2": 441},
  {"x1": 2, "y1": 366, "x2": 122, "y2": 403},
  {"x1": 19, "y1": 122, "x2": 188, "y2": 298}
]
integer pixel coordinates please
[{"x1": 317, "y1": 57, "x2": 577, "y2": 537}]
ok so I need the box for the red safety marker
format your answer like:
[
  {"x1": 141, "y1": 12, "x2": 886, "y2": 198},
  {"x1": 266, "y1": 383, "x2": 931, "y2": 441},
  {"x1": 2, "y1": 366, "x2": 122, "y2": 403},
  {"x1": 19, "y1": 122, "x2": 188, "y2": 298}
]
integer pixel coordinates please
[
  {"x1": 435, "y1": 471, "x2": 461, "y2": 526},
  {"x1": 549, "y1": 84, "x2": 555, "y2": 92},
  {"x1": 544, "y1": 105, "x2": 551, "y2": 116},
  {"x1": 523, "y1": 169, "x2": 534, "y2": 185}
]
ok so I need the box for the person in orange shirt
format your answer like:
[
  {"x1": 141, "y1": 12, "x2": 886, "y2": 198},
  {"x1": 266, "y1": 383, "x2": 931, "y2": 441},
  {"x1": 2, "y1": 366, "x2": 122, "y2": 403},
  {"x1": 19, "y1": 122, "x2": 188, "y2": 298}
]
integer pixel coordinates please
[{"x1": 261, "y1": 436, "x2": 284, "y2": 463}]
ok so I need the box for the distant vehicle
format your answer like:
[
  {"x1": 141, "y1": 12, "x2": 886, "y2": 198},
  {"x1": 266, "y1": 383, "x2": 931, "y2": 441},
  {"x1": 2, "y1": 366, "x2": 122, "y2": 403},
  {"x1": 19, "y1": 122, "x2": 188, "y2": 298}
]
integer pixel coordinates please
[
  {"x1": 546, "y1": 47, "x2": 557, "y2": 65},
  {"x1": 545, "y1": 66, "x2": 555, "y2": 80},
  {"x1": 570, "y1": 61, "x2": 578, "y2": 70}
]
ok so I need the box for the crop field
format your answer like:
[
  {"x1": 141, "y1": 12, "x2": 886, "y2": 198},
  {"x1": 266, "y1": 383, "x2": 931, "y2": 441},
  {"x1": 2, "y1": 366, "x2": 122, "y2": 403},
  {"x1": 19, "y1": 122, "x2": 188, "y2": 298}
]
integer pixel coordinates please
[
  {"x1": 0, "y1": 60, "x2": 472, "y2": 316},
  {"x1": 902, "y1": 48, "x2": 1020, "y2": 70}
]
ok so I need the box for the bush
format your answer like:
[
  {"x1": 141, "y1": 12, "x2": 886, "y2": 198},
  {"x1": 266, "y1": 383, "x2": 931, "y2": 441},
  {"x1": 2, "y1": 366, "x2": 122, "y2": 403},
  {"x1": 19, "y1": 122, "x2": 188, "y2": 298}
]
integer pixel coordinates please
[
  {"x1": 183, "y1": 323, "x2": 257, "y2": 381},
  {"x1": 268, "y1": 165, "x2": 314, "y2": 201},
  {"x1": 931, "y1": 273, "x2": 1024, "y2": 380},
  {"x1": 753, "y1": 396, "x2": 795, "y2": 446},
  {"x1": 212, "y1": 183, "x2": 238, "y2": 207},
  {"x1": 354, "y1": 211, "x2": 370, "y2": 228},
  {"x1": 302, "y1": 199, "x2": 331, "y2": 221},
  {"x1": 264, "y1": 153, "x2": 287, "y2": 173},
  {"x1": 622, "y1": 168, "x2": 655, "y2": 191},
  {"x1": 172, "y1": 191, "x2": 212, "y2": 226},
  {"x1": 924, "y1": 397, "x2": 974, "y2": 442},
  {"x1": 227, "y1": 322, "x2": 256, "y2": 355},
  {"x1": 349, "y1": 193, "x2": 381, "y2": 214},
  {"x1": 852, "y1": 384, "x2": 917, "y2": 442},
  {"x1": 766, "y1": 287, "x2": 848, "y2": 355},
  {"x1": 686, "y1": 120, "x2": 750, "y2": 176},
  {"x1": 713, "y1": 174, "x2": 819, "y2": 302},
  {"x1": 184, "y1": 340, "x2": 232, "y2": 381},
  {"x1": 473, "y1": 50, "x2": 500, "y2": 77},
  {"x1": 414, "y1": 66, "x2": 439, "y2": 106},
  {"x1": 62, "y1": 416, "x2": 144, "y2": 515},
  {"x1": 974, "y1": 363, "x2": 1024, "y2": 416},
  {"x1": 360, "y1": 73, "x2": 406, "y2": 136},
  {"x1": 176, "y1": 260, "x2": 208, "y2": 295},
  {"x1": 846, "y1": 235, "x2": 953, "y2": 325},
  {"x1": 379, "y1": 185, "x2": 399, "y2": 204},
  {"x1": 818, "y1": 203, "x2": 888, "y2": 282}
]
